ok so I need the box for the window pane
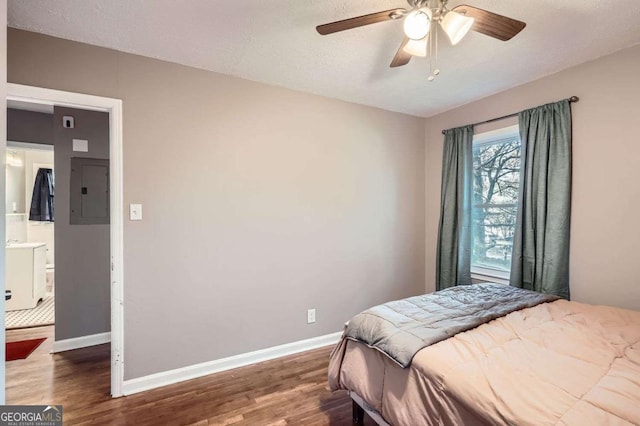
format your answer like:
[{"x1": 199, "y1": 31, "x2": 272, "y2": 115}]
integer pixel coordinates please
[
  {"x1": 471, "y1": 206, "x2": 517, "y2": 272},
  {"x1": 473, "y1": 138, "x2": 521, "y2": 205},
  {"x1": 471, "y1": 133, "x2": 521, "y2": 273}
]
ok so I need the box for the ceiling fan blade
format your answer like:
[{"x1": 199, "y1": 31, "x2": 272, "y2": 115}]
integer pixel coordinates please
[
  {"x1": 452, "y1": 5, "x2": 526, "y2": 41},
  {"x1": 316, "y1": 8, "x2": 406, "y2": 35},
  {"x1": 390, "y1": 38, "x2": 412, "y2": 68}
]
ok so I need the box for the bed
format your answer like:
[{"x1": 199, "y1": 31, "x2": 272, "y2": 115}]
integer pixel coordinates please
[{"x1": 328, "y1": 284, "x2": 640, "y2": 425}]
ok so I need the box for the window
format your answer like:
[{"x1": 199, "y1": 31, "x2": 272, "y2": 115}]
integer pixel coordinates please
[{"x1": 471, "y1": 125, "x2": 521, "y2": 280}]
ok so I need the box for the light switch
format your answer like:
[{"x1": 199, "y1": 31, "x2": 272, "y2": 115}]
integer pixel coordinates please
[
  {"x1": 130, "y1": 204, "x2": 143, "y2": 221},
  {"x1": 73, "y1": 139, "x2": 89, "y2": 152}
]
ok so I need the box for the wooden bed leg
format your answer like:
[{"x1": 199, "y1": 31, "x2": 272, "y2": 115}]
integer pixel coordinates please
[{"x1": 352, "y1": 400, "x2": 365, "y2": 425}]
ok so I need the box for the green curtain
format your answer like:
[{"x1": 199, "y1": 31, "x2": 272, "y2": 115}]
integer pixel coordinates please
[
  {"x1": 510, "y1": 100, "x2": 572, "y2": 298},
  {"x1": 436, "y1": 125, "x2": 474, "y2": 290}
]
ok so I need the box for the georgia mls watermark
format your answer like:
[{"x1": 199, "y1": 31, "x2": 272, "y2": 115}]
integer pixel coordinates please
[{"x1": 0, "y1": 406, "x2": 62, "y2": 426}]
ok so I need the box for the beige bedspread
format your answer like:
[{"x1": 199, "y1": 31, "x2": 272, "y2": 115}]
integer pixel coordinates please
[{"x1": 329, "y1": 300, "x2": 640, "y2": 425}]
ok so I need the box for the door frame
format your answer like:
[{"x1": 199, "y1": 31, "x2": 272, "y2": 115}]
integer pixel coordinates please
[{"x1": 6, "y1": 83, "x2": 124, "y2": 397}]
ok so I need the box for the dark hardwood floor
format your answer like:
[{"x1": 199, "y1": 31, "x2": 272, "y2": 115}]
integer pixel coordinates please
[{"x1": 6, "y1": 326, "x2": 374, "y2": 425}]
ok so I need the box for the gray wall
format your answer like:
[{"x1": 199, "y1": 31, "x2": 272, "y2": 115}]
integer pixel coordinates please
[
  {"x1": 8, "y1": 29, "x2": 426, "y2": 380},
  {"x1": 6, "y1": 107, "x2": 110, "y2": 340},
  {"x1": 52, "y1": 106, "x2": 110, "y2": 340},
  {"x1": 7, "y1": 108, "x2": 53, "y2": 144}
]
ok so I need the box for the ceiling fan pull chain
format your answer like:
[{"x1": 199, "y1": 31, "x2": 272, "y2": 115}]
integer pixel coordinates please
[
  {"x1": 434, "y1": 23, "x2": 440, "y2": 77},
  {"x1": 427, "y1": 21, "x2": 438, "y2": 81},
  {"x1": 428, "y1": 24, "x2": 435, "y2": 81}
]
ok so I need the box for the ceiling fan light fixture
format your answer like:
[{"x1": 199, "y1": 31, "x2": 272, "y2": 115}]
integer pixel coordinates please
[
  {"x1": 403, "y1": 8, "x2": 432, "y2": 40},
  {"x1": 441, "y1": 11, "x2": 475, "y2": 45},
  {"x1": 402, "y1": 37, "x2": 428, "y2": 57}
]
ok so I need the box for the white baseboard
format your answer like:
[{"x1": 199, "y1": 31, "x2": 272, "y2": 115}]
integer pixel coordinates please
[
  {"x1": 122, "y1": 331, "x2": 342, "y2": 396},
  {"x1": 51, "y1": 332, "x2": 111, "y2": 353}
]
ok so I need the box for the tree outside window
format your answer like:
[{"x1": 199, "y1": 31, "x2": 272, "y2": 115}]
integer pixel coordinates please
[{"x1": 471, "y1": 128, "x2": 521, "y2": 273}]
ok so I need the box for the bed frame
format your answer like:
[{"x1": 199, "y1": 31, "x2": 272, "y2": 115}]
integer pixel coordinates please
[{"x1": 350, "y1": 392, "x2": 390, "y2": 426}]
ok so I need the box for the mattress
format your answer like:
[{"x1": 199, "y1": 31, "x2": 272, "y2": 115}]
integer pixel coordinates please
[{"x1": 329, "y1": 299, "x2": 640, "y2": 425}]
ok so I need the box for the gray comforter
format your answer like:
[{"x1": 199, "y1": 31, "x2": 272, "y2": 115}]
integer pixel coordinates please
[{"x1": 344, "y1": 283, "x2": 559, "y2": 367}]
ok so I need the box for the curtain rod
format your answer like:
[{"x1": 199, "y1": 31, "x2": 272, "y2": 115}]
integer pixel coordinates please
[{"x1": 441, "y1": 96, "x2": 579, "y2": 135}]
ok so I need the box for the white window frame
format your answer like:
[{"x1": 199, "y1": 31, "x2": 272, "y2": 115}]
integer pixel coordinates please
[{"x1": 470, "y1": 124, "x2": 520, "y2": 284}]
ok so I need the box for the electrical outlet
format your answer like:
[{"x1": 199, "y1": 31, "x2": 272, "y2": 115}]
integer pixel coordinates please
[{"x1": 307, "y1": 308, "x2": 316, "y2": 324}]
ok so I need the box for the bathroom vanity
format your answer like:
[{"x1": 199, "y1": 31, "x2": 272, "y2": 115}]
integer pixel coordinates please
[{"x1": 5, "y1": 242, "x2": 47, "y2": 311}]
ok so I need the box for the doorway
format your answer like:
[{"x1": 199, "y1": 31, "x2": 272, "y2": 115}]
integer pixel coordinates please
[
  {"x1": 4, "y1": 84, "x2": 124, "y2": 397},
  {"x1": 5, "y1": 141, "x2": 55, "y2": 330}
]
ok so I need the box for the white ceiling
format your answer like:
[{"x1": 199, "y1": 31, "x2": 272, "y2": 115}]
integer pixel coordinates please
[{"x1": 8, "y1": 0, "x2": 640, "y2": 117}]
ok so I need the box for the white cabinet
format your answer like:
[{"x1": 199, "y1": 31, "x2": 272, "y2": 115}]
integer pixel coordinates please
[{"x1": 6, "y1": 242, "x2": 47, "y2": 311}]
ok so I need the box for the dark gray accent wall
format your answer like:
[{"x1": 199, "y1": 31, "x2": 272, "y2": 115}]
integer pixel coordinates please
[
  {"x1": 53, "y1": 106, "x2": 110, "y2": 340},
  {"x1": 7, "y1": 107, "x2": 110, "y2": 340},
  {"x1": 7, "y1": 108, "x2": 53, "y2": 145}
]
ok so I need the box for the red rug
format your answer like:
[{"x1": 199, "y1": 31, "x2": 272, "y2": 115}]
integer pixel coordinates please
[{"x1": 6, "y1": 338, "x2": 46, "y2": 361}]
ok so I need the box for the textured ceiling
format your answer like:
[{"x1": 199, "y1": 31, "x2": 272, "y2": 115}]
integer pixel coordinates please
[{"x1": 8, "y1": 0, "x2": 640, "y2": 117}]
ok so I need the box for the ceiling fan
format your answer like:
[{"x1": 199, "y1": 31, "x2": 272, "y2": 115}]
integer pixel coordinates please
[{"x1": 316, "y1": 0, "x2": 526, "y2": 80}]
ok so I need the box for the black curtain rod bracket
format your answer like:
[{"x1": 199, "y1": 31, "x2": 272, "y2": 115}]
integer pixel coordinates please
[{"x1": 441, "y1": 96, "x2": 579, "y2": 135}]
